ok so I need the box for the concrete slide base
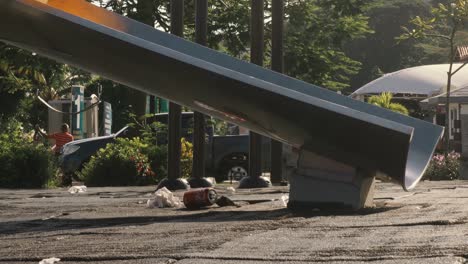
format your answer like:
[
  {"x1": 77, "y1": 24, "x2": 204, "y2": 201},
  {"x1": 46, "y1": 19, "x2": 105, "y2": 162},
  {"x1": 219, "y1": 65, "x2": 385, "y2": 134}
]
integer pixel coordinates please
[{"x1": 288, "y1": 150, "x2": 375, "y2": 210}]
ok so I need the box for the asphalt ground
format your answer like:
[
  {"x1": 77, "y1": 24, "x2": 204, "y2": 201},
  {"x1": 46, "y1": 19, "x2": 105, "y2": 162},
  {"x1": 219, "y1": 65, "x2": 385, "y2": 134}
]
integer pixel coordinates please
[{"x1": 1, "y1": 181, "x2": 468, "y2": 264}]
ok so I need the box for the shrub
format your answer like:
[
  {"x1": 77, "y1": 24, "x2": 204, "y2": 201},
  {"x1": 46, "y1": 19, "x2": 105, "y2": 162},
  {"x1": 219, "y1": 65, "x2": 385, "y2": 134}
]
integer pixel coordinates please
[
  {"x1": 0, "y1": 119, "x2": 57, "y2": 188},
  {"x1": 143, "y1": 144, "x2": 168, "y2": 182},
  {"x1": 181, "y1": 137, "x2": 193, "y2": 178},
  {"x1": 142, "y1": 137, "x2": 193, "y2": 181},
  {"x1": 130, "y1": 115, "x2": 193, "y2": 180},
  {"x1": 78, "y1": 138, "x2": 155, "y2": 186},
  {"x1": 367, "y1": 92, "x2": 409, "y2": 115},
  {"x1": 423, "y1": 152, "x2": 461, "y2": 181}
]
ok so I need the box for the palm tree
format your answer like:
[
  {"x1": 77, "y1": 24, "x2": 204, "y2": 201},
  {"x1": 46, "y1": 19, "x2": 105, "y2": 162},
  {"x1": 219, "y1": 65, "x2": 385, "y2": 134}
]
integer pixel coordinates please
[{"x1": 367, "y1": 92, "x2": 409, "y2": 116}]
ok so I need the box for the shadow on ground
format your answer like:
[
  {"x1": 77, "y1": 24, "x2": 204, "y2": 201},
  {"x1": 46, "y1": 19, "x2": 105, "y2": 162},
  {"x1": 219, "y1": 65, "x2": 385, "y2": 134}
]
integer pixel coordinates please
[{"x1": 0, "y1": 205, "x2": 401, "y2": 235}]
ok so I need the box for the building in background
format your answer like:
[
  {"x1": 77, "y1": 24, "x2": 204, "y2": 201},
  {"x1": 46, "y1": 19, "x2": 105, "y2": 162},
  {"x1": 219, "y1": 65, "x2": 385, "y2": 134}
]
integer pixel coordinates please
[{"x1": 48, "y1": 85, "x2": 111, "y2": 140}]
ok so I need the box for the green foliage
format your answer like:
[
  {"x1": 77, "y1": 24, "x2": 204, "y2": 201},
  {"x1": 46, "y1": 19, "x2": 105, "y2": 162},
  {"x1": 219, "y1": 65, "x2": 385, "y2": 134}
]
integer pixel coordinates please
[
  {"x1": 211, "y1": 118, "x2": 229, "y2": 136},
  {"x1": 91, "y1": 0, "x2": 370, "y2": 91},
  {"x1": 78, "y1": 138, "x2": 155, "y2": 186},
  {"x1": 142, "y1": 144, "x2": 168, "y2": 182},
  {"x1": 180, "y1": 137, "x2": 193, "y2": 179},
  {"x1": 424, "y1": 152, "x2": 461, "y2": 180},
  {"x1": 127, "y1": 112, "x2": 168, "y2": 146},
  {"x1": 126, "y1": 113, "x2": 194, "y2": 179},
  {"x1": 398, "y1": 0, "x2": 468, "y2": 59},
  {"x1": 0, "y1": 119, "x2": 57, "y2": 188},
  {"x1": 3, "y1": 0, "x2": 374, "y2": 132},
  {"x1": 0, "y1": 42, "x2": 91, "y2": 128},
  {"x1": 398, "y1": 0, "x2": 468, "y2": 153},
  {"x1": 0, "y1": 46, "x2": 33, "y2": 121},
  {"x1": 206, "y1": 0, "x2": 251, "y2": 58},
  {"x1": 284, "y1": 0, "x2": 373, "y2": 90},
  {"x1": 78, "y1": 131, "x2": 193, "y2": 186},
  {"x1": 127, "y1": 113, "x2": 169, "y2": 181},
  {"x1": 346, "y1": 0, "x2": 433, "y2": 90},
  {"x1": 367, "y1": 92, "x2": 409, "y2": 115}
]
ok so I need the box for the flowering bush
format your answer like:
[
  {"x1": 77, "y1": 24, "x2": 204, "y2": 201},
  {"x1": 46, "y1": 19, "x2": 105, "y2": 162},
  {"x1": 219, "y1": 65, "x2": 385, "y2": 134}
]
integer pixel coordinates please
[
  {"x1": 143, "y1": 144, "x2": 168, "y2": 182},
  {"x1": 181, "y1": 137, "x2": 193, "y2": 178},
  {"x1": 141, "y1": 137, "x2": 193, "y2": 181},
  {"x1": 423, "y1": 152, "x2": 461, "y2": 181},
  {"x1": 78, "y1": 138, "x2": 155, "y2": 186}
]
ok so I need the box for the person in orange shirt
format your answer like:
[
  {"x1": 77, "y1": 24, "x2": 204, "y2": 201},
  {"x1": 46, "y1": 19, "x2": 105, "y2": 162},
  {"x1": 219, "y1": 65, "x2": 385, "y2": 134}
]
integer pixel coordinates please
[{"x1": 35, "y1": 123, "x2": 74, "y2": 155}]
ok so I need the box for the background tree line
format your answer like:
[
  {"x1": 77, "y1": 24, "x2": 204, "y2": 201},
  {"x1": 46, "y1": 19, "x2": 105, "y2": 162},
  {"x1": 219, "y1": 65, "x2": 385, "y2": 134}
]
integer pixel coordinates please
[{"x1": 1, "y1": 0, "x2": 463, "y2": 131}]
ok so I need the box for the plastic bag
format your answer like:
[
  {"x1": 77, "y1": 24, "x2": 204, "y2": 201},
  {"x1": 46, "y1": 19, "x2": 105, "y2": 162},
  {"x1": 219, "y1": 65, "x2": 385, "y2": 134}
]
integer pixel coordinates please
[
  {"x1": 39, "y1": 257, "x2": 60, "y2": 264},
  {"x1": 279, "y1": 194, "x2": 289, "y2": 207},
  {"x1": 68, "y1": 185, "x2": 87, "y2": 194},
  {"x1": 226, "y1": 187, "x2": 236, "y2": 194},
  {"x1": 147, "y1": 187, "x2": 182, "y2": 208}
]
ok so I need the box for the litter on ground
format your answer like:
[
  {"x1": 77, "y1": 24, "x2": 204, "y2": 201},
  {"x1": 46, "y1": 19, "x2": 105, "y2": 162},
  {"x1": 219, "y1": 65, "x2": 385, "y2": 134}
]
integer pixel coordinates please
[
  {"x1": 147, "y1": 187, "x2": 182, "y2": 208},
  {"x1": 39, "y1": 257, "x2": 60, "y2": 264},
  {"x1": 68, "y1": 186, "x2": 87, "y2": 194},
  {"x1": 216, "y1": 195, "x2": 238, "y2": 207},
  {"x1": 226, "y1": 187, "x2": 236, "y2": 194}
]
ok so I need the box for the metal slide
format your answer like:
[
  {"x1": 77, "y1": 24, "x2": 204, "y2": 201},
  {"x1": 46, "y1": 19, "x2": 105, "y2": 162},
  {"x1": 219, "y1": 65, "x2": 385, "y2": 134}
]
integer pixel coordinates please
[{"x1": 0, "y1": 0, "x2": 443, "y2": 191}]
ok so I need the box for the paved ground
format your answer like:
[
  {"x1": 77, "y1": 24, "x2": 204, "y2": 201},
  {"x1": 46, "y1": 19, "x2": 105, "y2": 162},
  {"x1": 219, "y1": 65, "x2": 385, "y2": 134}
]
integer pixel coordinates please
[{"x1": 1, "y1": 181, "x2": 468, "y2": 263}]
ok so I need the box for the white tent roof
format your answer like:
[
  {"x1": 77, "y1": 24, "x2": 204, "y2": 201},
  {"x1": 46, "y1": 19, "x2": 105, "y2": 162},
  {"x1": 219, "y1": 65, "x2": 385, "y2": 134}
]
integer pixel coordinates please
[{"x1": 351, "y1": 64, "x2": 468, "y2": 97}]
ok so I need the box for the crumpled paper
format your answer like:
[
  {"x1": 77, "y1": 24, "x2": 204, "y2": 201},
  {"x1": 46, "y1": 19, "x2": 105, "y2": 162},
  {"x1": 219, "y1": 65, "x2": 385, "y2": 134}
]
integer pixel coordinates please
[
  {"x1": 226, "y1": 187, "x2": 236, "y2": 194},
  {"x1": 279, "y1": 194, "x2": 289, "y2": 207},
  {"x1": 39, "y1": 257, "x2": 60, "y2": 264},
  {"x1": 147, "y1": 187, "x2": 182, "y2": 208},
  {"x1": 68, "y1": 185, "x2": 87, "y2": 194}
]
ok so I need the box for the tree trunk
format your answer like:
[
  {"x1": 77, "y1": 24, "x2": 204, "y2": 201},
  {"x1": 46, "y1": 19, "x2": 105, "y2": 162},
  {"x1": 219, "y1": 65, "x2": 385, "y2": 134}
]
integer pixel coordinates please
[{"x1": 128, "y1": 0, "x2": 156, "y2": 116}]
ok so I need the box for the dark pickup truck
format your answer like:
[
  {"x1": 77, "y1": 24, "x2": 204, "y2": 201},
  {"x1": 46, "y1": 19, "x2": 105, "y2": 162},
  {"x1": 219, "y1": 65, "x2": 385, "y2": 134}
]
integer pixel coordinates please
[{"x1": 60, "y1": 112, "x2": 271, "y2": 182}]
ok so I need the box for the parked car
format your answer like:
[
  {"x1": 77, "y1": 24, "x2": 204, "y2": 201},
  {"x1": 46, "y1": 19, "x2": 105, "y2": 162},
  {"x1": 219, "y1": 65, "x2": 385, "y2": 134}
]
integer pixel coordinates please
[
  {"x1": 59, "y1": 112, "x2": 271, "y2": 182},
  {"x1": 59, "y1": 125, "x2": 136, "y2": 178}
]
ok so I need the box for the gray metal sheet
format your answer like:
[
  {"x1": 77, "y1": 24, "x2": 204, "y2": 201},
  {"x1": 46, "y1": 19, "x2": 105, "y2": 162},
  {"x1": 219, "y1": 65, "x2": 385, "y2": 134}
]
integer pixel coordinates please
[{"x1": 0, "y1": 0, "x2": 443, "y2": 190}]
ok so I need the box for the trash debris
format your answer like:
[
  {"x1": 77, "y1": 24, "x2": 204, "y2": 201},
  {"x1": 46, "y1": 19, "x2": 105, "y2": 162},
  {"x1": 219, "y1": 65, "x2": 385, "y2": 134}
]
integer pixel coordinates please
[
  {"x1": 216, "y1": 195, "x2": 238, "y2": 207},
  {"x1": 206, "y1": 177, "x2": 216, "y2": 185},
  {"x1": 280, "y1": 194, "x2": 289, "y2": 207},
  {"x1": 183, "y1": 188, "x2": 217, "y2": 209},
  {"x1": 226, "y1": 186, "x2": 236, "y2": 194},
  {"x1": 42, "y1": 212, "x2": 69, "y2": 221},
  {"x1": 147, "y1": 187, "x2": 182, "y2": 208},
  {"x1": 68, "y1": 185, "x2": 87, "y2": 194},
  {"x1": 39, "y1": 257, "x2": 61, "y2": 264}
]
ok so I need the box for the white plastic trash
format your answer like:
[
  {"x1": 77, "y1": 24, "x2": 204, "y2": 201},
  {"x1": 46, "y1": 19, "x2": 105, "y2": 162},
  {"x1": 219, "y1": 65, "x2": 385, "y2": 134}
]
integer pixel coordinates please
[
  {"x1": 68, "y1": 185, "x2": 87, "y2": 194},
  {"x1": 147, "y1": 187, "x2": 182, "y2": 208},
  {"x1": 226, "y1": 187, "x2": 236, "y2": 194},
  {"x1": 206, "y1": 177, "x2": 216, "y2": 185},
  {"x1": 39, "y1": 257, "x2": 61, "y2": 264},
  {"x1": 280, "y1": 194, "x2": 289, "y2": 207}
]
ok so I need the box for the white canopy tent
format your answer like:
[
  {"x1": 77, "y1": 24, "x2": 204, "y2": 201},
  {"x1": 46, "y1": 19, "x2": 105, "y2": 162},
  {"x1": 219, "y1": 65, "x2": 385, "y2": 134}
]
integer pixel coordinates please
[{"x1": 351, "y1": 64, "x2": 468, "y2": 99}]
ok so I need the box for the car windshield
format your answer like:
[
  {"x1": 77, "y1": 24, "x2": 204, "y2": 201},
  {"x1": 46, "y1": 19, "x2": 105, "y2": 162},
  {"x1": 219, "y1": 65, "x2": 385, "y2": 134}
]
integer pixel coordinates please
[
  {"x1": 115, "y1": 126, "x2": 139, "y2": 138},
  {"x1": 115, "y1": 126, "x2": 129, "y2": 137}
]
